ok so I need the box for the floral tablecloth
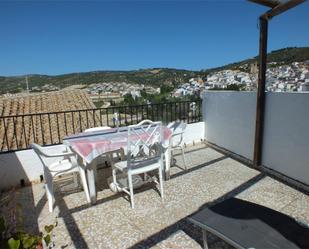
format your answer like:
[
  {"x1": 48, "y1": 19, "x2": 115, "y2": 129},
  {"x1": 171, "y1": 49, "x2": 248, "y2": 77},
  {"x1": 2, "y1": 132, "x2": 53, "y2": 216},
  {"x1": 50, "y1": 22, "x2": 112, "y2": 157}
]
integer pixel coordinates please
[{"x1": 63, "y1": 126, "x2": 172, "y2": 164}]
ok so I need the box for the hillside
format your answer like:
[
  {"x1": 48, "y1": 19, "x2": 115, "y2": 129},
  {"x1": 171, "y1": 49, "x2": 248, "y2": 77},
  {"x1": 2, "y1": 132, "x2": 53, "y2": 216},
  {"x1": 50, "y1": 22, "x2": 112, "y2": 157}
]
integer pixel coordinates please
[
  {"x1": 1, "y1": 47, "x2": 308, "y2": 94},
  {"x1": 0, "y1": 68, "x2": 199, "y2": 94},
  {"x1": 203, "y1": 47, "x2": 309, "y2": 73}
]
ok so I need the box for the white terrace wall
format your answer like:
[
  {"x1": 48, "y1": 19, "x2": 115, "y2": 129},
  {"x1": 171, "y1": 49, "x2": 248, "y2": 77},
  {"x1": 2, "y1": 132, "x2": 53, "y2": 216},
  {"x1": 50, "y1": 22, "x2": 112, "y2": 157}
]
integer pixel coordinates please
[
  {"x1": 203, "y1": 91, "x2": 309, "y2": 186},
  {"x1": 203, "y1": 91, "x2": 257, "y2": 160},
  {"x1": 262, "y1": 93, "x2": 309, "y2": 186},
  {"x1": 0, "y1": 122, "x2": 205, "y2": 190},
  {"x1": 0, "y1": 145, "x2": 65, "y2": 190},
  {"x1": 182, "y1": 121, "x2": 205, "y2": 146}
]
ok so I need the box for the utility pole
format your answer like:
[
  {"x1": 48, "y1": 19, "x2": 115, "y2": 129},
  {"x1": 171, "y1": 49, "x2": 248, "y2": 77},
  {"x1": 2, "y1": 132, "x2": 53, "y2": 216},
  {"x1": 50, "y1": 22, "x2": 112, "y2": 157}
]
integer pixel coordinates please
[{"x1": 26, "y1": 76, "x2": 29, "y2": 94}]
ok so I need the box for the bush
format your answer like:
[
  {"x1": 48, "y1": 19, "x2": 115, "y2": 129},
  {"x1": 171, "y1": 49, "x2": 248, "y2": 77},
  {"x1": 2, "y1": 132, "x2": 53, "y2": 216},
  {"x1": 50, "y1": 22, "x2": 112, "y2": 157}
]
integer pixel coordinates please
[{"x1": 0, "y1": 190, "x2": 57, "y2": 249}]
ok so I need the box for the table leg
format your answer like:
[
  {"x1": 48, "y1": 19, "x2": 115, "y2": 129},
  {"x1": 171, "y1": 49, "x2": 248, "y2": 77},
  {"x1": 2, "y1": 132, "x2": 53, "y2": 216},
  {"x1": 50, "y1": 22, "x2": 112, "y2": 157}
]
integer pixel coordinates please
[
  {"x1": 87, "y1": 162, "x2": 97, "y2": 204},
  {"x1": 164, "y1": 145, "x2": 171, "y2": 180},
  {"x1": 202, "y1": 230, "x2": 209, "y2": 249}
]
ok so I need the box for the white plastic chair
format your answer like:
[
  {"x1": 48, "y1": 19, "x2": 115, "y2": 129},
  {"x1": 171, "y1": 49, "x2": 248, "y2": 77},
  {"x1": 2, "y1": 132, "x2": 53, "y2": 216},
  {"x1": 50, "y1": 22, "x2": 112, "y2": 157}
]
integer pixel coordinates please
[
  {"x1": 31, "y1": 143, "x2": 90, "y2": 212},
  {"x1": 167, "y1": 121, "x2": 188, "y2": 170},
  {"x1": 112, "y1": 120, "x2": 164, "y2": 208}
]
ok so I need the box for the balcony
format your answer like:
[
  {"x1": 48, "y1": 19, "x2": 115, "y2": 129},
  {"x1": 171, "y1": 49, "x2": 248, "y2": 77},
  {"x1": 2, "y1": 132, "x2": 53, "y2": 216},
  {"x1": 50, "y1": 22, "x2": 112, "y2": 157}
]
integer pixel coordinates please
[
  {"x1": 0, "y1": 93, "x2": 308, "y2": 248},
  {"x1": 1, "y1": 144, "x2": 308, "y2": 249}
]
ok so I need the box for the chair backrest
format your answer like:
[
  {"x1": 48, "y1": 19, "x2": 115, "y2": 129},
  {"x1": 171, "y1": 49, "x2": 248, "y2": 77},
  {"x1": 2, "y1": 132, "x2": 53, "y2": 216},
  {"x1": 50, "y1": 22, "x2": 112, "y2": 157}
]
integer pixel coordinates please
[
  {"x1": 31, "y1": 143, "x2": 75, "y2": 173},
  {"x1": 84, "y1": 126, "x2": 111, "y2": 133},
  {"x1": 178, "y1": 121, "x2": 187, "y2": 134},
  {"x1": 127, "y1": 120, "x2": 162, "y2": 169},
  {"x1": 168, "y1": 121, "x2": 187, "y2": 147},
  {"x1": 31, "y1": 143, "x2": 54, "y2": 172},
  {"x1": 168, "y1": 121, "x2": 186, "y2": 134},
  {"x1": 31, "y1": 143, "x2": 50, "y2": 160}
]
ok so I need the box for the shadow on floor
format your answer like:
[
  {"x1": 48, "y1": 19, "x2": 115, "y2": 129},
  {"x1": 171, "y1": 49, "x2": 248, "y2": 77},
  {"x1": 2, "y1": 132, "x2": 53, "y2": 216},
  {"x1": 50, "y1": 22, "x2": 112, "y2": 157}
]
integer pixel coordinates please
[
  {"x1": 170, "y1": 155, "x2": 228, "y2": 180},
  {"x1": 0, "y1": 152, "x2": 40, "y2": 235},
  {"x1": 194, "y1": 197, "x2": 309, "y2": 248},
  {"x1": 129, "y1": 173, "x2": 265, "y2": 249}
]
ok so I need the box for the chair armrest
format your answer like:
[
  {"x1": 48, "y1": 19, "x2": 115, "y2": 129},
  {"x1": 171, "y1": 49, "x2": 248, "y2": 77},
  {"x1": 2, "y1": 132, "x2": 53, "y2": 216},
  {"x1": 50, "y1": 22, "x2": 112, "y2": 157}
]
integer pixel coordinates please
[
  {"x1": 45, "y1": 151, "x2": 76, "y2": 158},
  {"x1": 172, "y1": 131, "x2": 184, "y2": 138},
  {"x1": 171, "y1": 131, "x2": 184, "y2": 147},
  {"x1": 37, "y1": 148, "x2": 76, "y2": 158}
]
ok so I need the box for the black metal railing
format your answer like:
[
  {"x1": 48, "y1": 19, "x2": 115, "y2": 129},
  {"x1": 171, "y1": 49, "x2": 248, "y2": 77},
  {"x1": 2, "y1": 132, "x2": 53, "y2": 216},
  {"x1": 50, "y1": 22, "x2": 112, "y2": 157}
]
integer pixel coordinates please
[{"x1": 0, "y1": 100, "x2": 202, "y2": 153}]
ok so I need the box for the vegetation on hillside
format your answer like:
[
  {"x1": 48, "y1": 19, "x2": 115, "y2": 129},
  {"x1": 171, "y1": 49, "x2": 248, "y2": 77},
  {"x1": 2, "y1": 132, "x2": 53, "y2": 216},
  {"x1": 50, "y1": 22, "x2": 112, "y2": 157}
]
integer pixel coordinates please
[
  {"x1": 118, "y1": 85, "x2": 199, "y2": 106},
  {"x1": 1, "y1": 47, "x2": 308, "y2": 94},
  {"x1": 203, "y1": 47, "x2": 309, "y2": 74},
  {"x1": 210, "y1": 84, "x2": 246, "y2": 91},
  {"x1": 0, "y1": 69, "x2": 200, "y2": 94}
]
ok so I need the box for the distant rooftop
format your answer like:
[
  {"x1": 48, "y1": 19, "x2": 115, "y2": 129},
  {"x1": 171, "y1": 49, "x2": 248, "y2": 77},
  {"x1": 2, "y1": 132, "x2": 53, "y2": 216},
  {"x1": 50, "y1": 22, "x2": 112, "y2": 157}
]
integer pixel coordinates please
[
  {"x1": 0, "y1": 90, "x2": 95, "y2": 116},
  {"x1": 0, "y1": 90, "x2": 96, "y2": 151}
]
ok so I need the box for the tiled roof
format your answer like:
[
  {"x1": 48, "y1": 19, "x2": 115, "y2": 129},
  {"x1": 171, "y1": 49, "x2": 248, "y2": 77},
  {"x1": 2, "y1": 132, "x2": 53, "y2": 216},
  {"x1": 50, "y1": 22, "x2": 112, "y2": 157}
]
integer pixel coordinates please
[
  {"x1": 0, "y1": 90, "x2": 95, "y2": 116},
  {"x1": 0, "y1": 90, "x2": 99, "y2": 151}
]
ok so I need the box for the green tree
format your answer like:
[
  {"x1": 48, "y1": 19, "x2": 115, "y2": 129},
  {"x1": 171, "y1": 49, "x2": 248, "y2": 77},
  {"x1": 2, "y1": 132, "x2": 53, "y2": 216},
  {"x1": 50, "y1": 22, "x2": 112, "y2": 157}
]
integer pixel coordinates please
[
  {"x1": 123, "y1": 94, "x2": 135, "y2": 105},
  {"x1": 209, "y1": 84, "x2": 244, "y2": 91},
  {"x1": 160, "y1": 85, "x2": 174, "y2": 94},
  {"x1": 98, "y1": 89, "x2": 103, "y2": 100}
]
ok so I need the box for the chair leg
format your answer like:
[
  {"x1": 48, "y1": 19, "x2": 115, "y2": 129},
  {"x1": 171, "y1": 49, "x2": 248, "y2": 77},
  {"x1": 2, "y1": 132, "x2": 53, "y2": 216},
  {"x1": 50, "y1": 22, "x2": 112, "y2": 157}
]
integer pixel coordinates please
[
  {"x1": 202, "y1": 230, "x2": 209, "y2": 249},
  {"x1": 128, "y1": 172, "x2": 135, "y2": 209},
  {"x1": 93, "y1": 164, "x2": 98, "y2": 182},
  {"x1": 181, "y1": 147, "x2": 187, "y2": 170},
  {"x1": 144, "y1": 173, "x2": 147, "y2": 182},
  {"x1": 45, "y1": 181, "x2": 54, "y2": 213},
  {"x1": 112, "y1": 167, "x2": 120, "y2": 192},
  {"x1": 73, "y1": 172, "x2": 79, "y2": 189},
  {"x1": 158, "y1": 167, "x2": 164, "y2": 201},
  {"x1": 105, "y1": 153, "x2": 112, "y2": 167},
  {"x1": 170, "y1": 150, "x2": 174, "y2": 166},
  {"x1": 79, "y1": 167, "x2": 91, "y2": 204},
  {"x1": 112, "y1": 167, "x2": 117, "y2": 184}
]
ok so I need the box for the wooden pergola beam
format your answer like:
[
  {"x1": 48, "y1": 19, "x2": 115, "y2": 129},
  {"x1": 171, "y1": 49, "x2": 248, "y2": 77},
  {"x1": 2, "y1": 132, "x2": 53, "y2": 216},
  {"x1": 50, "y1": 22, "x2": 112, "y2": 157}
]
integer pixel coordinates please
[
  {"x1": 249, "y1": 0, "x2": 280, "y2": 8},
  {"x1": 251, "y1": 0, "x2": 306, "y2": 168},
  {"x1": 263, "y1": 0, "x2": 306, "y2": 19},
  {"x1": 253, "y1": 17, "x2": 268, "y2": 168}
]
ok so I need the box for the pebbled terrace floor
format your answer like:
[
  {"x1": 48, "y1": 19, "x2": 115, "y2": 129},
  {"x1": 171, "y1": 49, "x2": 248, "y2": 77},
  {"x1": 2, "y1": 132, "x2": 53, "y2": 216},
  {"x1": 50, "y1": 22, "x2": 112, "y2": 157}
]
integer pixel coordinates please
[{"x1": 3, "y1": 144, "x2": 309, "y2": 249}]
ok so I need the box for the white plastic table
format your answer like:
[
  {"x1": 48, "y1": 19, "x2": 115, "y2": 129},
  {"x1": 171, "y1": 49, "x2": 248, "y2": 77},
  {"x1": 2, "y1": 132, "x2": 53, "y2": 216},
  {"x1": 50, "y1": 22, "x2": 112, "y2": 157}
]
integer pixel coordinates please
[{"x1": 63, "y1": 126, "x2": 172, "y2": 204}]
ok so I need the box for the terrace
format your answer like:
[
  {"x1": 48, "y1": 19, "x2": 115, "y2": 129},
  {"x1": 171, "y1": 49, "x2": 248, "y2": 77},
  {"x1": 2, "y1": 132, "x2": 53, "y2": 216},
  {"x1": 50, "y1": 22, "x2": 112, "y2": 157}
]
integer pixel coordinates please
[
  {"x1": 1, "y1": 1, "x2": 308, "y2": 247},
  {"x1": 0, "y1": 90, "x2": 308, "y2": 248},
  {"x1": 2, "y1": 144, "x2": 308, "y2": 249}
]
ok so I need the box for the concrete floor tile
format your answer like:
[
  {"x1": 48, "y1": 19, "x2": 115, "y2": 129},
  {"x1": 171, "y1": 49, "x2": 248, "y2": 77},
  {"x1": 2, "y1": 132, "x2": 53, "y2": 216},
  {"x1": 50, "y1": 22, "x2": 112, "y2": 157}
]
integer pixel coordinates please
[{"x1": 1, "y1": 146, "x2": 307, "y2": 249}]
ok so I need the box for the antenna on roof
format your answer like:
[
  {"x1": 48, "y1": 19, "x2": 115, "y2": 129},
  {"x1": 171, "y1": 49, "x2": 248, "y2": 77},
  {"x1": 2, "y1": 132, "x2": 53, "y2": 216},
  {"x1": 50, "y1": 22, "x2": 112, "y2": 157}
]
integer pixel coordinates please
[{"x1": 25, "y1": 76, "x2": 29, "y2": 94}]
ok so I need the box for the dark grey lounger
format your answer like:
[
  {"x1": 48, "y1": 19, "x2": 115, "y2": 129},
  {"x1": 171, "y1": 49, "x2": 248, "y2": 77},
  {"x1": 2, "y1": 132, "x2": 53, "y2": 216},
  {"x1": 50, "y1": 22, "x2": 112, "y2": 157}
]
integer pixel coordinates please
[{"x1": 188, "y1": 198, "x2": 309, "y2": 249}]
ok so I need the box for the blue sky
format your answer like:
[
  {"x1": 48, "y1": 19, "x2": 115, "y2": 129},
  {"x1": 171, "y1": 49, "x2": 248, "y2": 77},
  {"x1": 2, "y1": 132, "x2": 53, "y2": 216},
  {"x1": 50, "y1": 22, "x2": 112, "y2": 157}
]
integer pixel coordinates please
[{"x1": 0, "y1": 0, "x2": 308, "y2": 76}]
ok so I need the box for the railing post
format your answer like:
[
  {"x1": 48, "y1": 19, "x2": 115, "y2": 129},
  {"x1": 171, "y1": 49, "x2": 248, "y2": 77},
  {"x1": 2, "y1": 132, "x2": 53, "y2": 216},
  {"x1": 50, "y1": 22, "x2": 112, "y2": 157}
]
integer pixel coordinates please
[
  {"x1": 56, "y1": 113, "x2": 61, "y2": 143},
  {"x1": 2, "y1": 118, "x2": 10, "y2": 151},
  {"x1": 48, "y1": 113, "x2": 53, "y2": 144}
]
